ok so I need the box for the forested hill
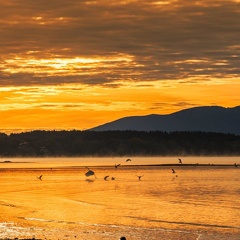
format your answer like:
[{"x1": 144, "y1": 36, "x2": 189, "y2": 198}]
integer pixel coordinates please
[
  {"x1": 89, "y1": 106, "x2": 240, "y2": 135},
  {"x1": 1, "y1": 130, "x2": 240, "y2": 157}
]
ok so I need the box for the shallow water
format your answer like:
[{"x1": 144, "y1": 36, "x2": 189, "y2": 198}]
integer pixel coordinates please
[{"x1": 0, "y1": 157, "x2": 239, "y2": 239}]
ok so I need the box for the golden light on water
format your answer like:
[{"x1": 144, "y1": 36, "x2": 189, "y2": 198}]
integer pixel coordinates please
[{"x1": 0, "y1": 157, "x2": 239, "y2": 239}]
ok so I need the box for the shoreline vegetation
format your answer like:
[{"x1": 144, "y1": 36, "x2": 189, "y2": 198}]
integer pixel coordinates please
[{"x1": 0, "y1": 130, "x2": 240, "y2": 157}]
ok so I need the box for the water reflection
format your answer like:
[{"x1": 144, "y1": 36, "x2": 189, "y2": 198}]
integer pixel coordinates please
[{"x1": 0, "y1": 157, "x2": 239, "y2": 239}]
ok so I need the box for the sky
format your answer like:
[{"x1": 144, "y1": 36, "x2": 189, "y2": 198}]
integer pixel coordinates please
[{"x1": 0, "y1": 0, "x2": 240, "y2": 134}]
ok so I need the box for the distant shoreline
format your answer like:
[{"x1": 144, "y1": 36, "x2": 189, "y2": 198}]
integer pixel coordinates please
[
  {"x1": 0, "y1": 162, "x2": 238, "y2": 169},
  {"x1": 0, "y1": 160, "x2": 35, "y2": 164},
  {"x1": 1, "y1": 131, "x2": 240, "y2": 157}
]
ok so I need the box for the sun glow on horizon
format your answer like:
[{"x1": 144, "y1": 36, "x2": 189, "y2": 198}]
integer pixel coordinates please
[
  {"x1": 1, "y1": 75, "x2": 239, "y2": 134},
  {"x1": 0, "y1": 0, "x2": 239, "y2": 134}
]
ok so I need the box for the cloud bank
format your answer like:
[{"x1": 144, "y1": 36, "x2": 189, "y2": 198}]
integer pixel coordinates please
[{"x1": 0, "y1": 0, "x2": 239, "y2": 87}]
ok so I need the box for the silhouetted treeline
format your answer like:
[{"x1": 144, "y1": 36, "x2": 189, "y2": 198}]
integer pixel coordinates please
[{"x1": 0, "y1": 130, "x2": 240, "y2": 157}]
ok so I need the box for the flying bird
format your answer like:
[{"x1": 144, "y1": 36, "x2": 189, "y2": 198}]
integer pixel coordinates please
[
  {"x1": 115, "y1": 164, "x2": 121, "y2": 168},
  {"x1": 137, "y1": 175, "x2": 144, "y2": 180},
  {"x1": 171, "y1": 169, "x2": 178, "y2": 177},
  {"x1": 85, "y1": 167, "x2": 96, "y2": 178},
  {"x1": 104, "y1": 175, "x2": 109, "y2": 180},
  {"x1": 178, "y1": 158, "x2": 182, "y2": 164},
  {"x1": 126, "y1": 158, "x2": 132, "y2": 162},
  {"x1": 37, "y1": 175, "x2": 43, "y2": 180}
]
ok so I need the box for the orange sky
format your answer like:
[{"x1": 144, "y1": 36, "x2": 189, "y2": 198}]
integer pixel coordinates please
[{"x1": 0, "y1": 0, "x2": 240, "y2": 134}]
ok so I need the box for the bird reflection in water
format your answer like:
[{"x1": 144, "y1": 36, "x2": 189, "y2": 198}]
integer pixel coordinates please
[{"x1": 85, "y1": 179, "x2": 95, "y2": 182}]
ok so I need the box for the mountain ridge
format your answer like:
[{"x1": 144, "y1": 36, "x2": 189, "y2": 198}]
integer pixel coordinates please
[{"x1": 89, "y1": 106, "x2": 240, "y2": 135}]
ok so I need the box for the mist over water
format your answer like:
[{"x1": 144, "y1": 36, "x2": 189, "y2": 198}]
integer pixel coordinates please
[
  {"x1": 1, "y1": 156, "x2": 240, "y2": 167},
  {"x1": 0, "y1": 157, "x2": 239, "y2": 240}
]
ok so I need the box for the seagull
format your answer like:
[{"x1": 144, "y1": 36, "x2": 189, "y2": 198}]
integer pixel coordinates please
[
  {"x1": 126, "y1": 158, "x2": 132, "y2": 162},
  {"x1": 85, "y1": 167, "x2": 96, "y2": 178},
  {"x1": 104, "y1": 175, "x2": 109, "y2": 180},
  {"x1": 137, "y1": 175, "x2": 144, "y2": 180},
  {"x1": 37, "y1": 175, "x2": 43, "y2": 180},
  {"x1": 178, "y1": 158, "x2": 182, "y2": 164},
  {"x1": 171, "y1": 169, "x2": 178, "y2": 177},
  {"x1": 115, "y1": 164, "x2": 121, "y2": 168}
]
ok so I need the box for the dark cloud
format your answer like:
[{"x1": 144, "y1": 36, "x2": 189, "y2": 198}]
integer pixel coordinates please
[
  {"x1": 0, "y1": 0, "x2": 239, "y2": 86},
  {"x1": 149, "y1": 101, "x2": 197, "y2": 110}
]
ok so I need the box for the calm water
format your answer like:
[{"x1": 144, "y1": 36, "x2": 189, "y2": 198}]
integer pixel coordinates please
[{"x1": 0, "y1": 157, "x2": 239, "y2": 240}]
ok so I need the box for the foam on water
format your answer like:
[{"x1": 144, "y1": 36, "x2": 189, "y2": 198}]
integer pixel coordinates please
[
  {"x1": 0, "y1": 219, "x2": 197, "y2": 240},
  {"x1": 1, "y1": 221, "x2": 239, "y2": 240},
  {"x1": 1, "y1": 216, "x2": 235, "y2": 240},
  {"x1": 0, "y1": 222, "x2": 42, "y2": 239}
]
